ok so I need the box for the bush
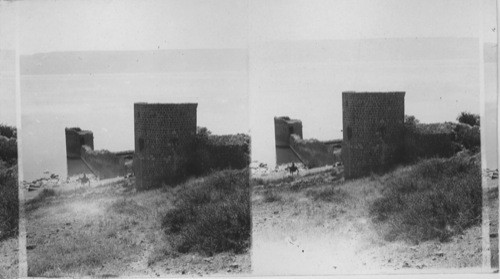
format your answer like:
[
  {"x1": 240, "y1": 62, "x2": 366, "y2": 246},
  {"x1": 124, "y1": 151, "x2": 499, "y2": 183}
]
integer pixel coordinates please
[
  {"x1": 0, "y1": 124, "x2": 16, "y2": 139},
  {"x1": 0, "y1": 165, "x2": 18, "y2": 240},
  {"x1": 161, "y1": 169, "x2": 250, "y2": 255},
  {"x1": 0, "y1": 136, "x2": 17, "y2": 164},
  {"x1": 457, "y1": 112, "x2": 480, "y2": 127},
  {"x1": 404, "y1": 115, "x2": 420, "y2": 132},
  {"x1": 370, "y1": 152, "x2": 482, "y2": 243},
  {"x1": 454, "y1": 123, "x2": 480, "y2": 150}
]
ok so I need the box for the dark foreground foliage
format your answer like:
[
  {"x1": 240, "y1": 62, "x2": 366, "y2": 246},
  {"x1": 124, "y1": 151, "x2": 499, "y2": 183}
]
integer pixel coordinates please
[
  {"x1": 0, "y1": 124, "x2": 17, "y2": 165},
  {"x1": 161, "y1": 169, "x2": 250, "y2": 256},
  {"x1": 0, "y1": 166, "x2": 18, "y2": 241},
  {"x1": 370, "y1": 151, "x2": 482, "y2": 243},
  {"x1": 457, "y1": 112, "x2": 480, "y2": 127},
  {"x1": 0, "y1": 124, "x2": 16, "y2": 139},
  {"x1": 0, "y1": 124, "x2": 18, "y2": 241}
]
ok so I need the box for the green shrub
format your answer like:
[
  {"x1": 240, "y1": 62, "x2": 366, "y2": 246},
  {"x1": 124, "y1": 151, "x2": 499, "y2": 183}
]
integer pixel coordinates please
[
  {"x1": 370, "y1": 152, "x2": 481, "y2": 243},
  {"x1": 0, "y1": 136, "x2": 17, "y2": 164},
  {"x1": 0, "y1": 165, "x2": 18, "y2": 240},
  {"x1": 457, "y1": 112, "x2": 480, "y2": 127},
  {"x1": 0, "y1": 124, "x2": 16, "y2": 139},
  {"x1": 454, "y1": 123, "x2": 480, "y2": 150},
  {"x1": 161, "y1": 169, "x2": 250, "y2": 255}
]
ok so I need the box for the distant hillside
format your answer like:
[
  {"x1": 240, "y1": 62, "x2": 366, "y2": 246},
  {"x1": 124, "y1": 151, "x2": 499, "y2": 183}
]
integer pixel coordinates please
[{"x1": 21, "y1": 49, "x2": 247, "y2": 75}]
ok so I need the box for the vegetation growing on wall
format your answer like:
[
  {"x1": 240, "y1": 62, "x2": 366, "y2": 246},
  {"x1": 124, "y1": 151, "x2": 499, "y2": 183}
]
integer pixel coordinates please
[
  {"x1": 187, "y1": 127, "x2": 250, "y2": 176},
  {"x1": 402, "y1": 113, "x2": 480, "y2": 163}
]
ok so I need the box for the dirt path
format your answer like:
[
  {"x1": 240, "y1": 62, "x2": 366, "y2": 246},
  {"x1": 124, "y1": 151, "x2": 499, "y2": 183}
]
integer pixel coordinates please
[{"x1": 252, "y1": 171, "x2": 482, "y2": 275}]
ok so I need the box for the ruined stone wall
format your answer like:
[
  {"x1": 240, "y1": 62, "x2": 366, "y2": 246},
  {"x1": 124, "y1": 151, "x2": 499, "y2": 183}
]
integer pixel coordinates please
[
  {"x1": 80, "y1": 145, "x2": 126, "y2": 179},
  {"x1": 289, "y1": 134, "x2": 335, "y2": 168},
  {"x1": 342, "y1": 92, "x2": 405, "y2": 179},
  {"x1": 133, "y1": 103, "x2": 197, "y2": 190},
  {"x1": 274, "y1": 117, "x2": 303, "y2": 147},
  {"x1": 65, "y1": 128, "x2": 94, "y2": 158}
]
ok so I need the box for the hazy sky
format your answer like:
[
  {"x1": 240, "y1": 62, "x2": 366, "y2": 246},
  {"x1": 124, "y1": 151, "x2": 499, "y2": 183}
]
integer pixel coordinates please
[
  {"x1": 13, "y1": 0, "x2": 496, "y2": 54},
  {"x1": 250, "y1": 0, "x2": 496, "y2": 43},
  {"x1": 17, "y1": 0, "x2": 248, "y2": 55}
]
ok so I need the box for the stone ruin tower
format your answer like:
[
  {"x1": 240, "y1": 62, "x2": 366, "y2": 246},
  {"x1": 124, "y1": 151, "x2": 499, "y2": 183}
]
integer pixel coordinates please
[
  {"x1": 133, "y1": 103, "x2": 198, "y2": 190},
  {"x1": 274, "y1": 116, "x2": 303, "y2": 147},
  {"x1": 65, "y1": 127, "x2": 94, "y2": 158},
  {"x1": 342, "y1": 92, "x2": 405, "y2": 179}
]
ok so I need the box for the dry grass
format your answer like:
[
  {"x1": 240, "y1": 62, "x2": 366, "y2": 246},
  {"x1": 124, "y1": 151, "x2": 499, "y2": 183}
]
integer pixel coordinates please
[
  {"x1": 160, "y1": 169, "x2": 250, "y2": 256},
  {"x1": 251, "y1": 153, "x2": 482, "y2": 273},
  {"x1": 370, "y1": 151, "x2": 482, "y2": 243},
  {"x1": 27, "y1": 170, "x2": 250, "y2": 277}
]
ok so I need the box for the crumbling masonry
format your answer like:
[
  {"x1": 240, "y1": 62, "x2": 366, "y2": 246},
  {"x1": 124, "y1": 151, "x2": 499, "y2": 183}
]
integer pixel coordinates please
[
  {"x1": 342, "y1": 92, "x2": 405, "y2": 179},
  {"x1": 133, "y1": 103, "x2": 198, "y2": 190},
  {"x1": 65, "y1": 127, "x2": 94, "y2": 158}
]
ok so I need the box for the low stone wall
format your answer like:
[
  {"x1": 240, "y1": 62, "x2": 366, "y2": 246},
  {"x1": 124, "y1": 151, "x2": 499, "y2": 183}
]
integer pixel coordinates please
[
  {"x1": 403, "y1": 122, "x2": 480, "y2": 163},
  {"x1": 289, "y1": 134, "x2": 336, "y2": 168},
  {"x1": 404, "y1": 132, "x2": 457, "y2": 162},
  {"x1": 80, "y1": 145, "x2": 126, "y2": 179},
  {"x1": 188, "y1": 134, "x2": 250, "y2": 175}
]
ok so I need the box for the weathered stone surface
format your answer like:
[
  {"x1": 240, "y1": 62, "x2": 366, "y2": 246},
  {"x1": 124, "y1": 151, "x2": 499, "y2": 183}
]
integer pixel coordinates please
[
  {"x1": 342, "y1": 92, "x2": 405, "y2": 179},
  {"x1": 133, "y1": 103, "x2": 198, "y2": 190}
]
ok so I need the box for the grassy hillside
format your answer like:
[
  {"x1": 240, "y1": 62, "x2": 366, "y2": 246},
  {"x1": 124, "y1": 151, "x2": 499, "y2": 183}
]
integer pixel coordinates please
[
  {"x1": 27, "y1": 169, "x2": 250, "y2": 277},
  {"x1": 252, "y1": 151, "x2": 482, "y2": 273},
  {"x1": 370, "y1": 151, "x2": 481, "y2": 243}
]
